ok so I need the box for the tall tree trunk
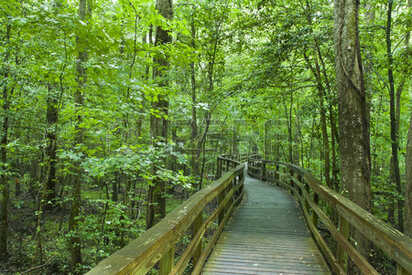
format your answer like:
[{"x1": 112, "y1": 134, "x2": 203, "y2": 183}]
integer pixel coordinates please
[
  {"x1": 69, "y1": 0, "x2": 92, "y2": 269},
  {"x1": 197, "y1": 13, "x2": 223, "y2": 186},
  {"x1": 198, "y1": 112, "x2": 211, "y2": 189},
  {"x1": 303, "y1": 52, "x2": 331, "y2": 188},
  {"x1": 403, "y1": 0, "x2": 412, "y2": 238},
  {"x1": 303, "y1": 0, "x2": 331, "y2": 188},
  {"x1": 35, "y1": 82, "x2": 60, "y2": 264},
  {"x1": 406, "y1": 115, "x2": 412, "y2": 239},
  {"x1": 329, "y1": 103, "x2": 339, "y2": 191},
  {"x1": 190, "y1": 10, "x2": 198, "y2": 177},
  {"x1": 334, "y1": 0, "x2": 371, "y2": 263},
  {"x1": 0, "y1": 23, "x2": 12, "y2": 260},
  {"x1": 316, "y1": 41, "x2": 340, "y2": 191},
  {"x1": 45, "y1": 83, "x2": 58, "y2": 206},
  {"x1": 146, "y1": 0, "x2": 173, "y2": 230},
  {"x1": 386, "y1": 0, "x2": 403, "y2": 231},
  {"x1": 282, "y1": 92, "x2": 294, "y2": 164}
]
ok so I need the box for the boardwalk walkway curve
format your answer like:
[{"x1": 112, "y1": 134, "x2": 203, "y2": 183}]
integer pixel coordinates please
[
  {"x1": 202, "y1": 171, "x2": 329, "y2": 274},
  {"x1": 86, "y1": 155, "x2": 412, "y2": 275}
]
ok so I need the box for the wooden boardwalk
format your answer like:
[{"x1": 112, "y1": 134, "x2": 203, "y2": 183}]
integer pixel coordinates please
[{"x1": 202, "y1": 173, "x2": 330, "y2": 275}]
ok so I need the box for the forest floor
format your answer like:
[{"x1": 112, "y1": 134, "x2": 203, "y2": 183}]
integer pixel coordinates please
[{"x1": 1, "y1": 184, "x2": 186, "y2": 275}]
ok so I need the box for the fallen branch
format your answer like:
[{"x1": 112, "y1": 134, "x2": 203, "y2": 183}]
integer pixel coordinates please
[{"x1": 21, "y1": 257, "x2": 55, "y2": 274}]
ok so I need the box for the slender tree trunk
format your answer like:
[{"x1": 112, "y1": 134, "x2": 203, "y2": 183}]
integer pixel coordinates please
[
  {"x1": 386, "y1": 0, "x2": 403, "y2": 231},
  {"x1": 303, "y1": 52, "x2": 331, "y2": 188},
  {"x1": 69, "y1": 0, "x2": 92, "y2": 269},
  {"x1": 282, "y1": 92, "x2": 294, "y2": 164},
  {"x1": 147, "y1": 0, "x2": 173, "y2": 229},
  {"x1": 45, "y1": 83, "x2": 58, "y2": 206},
  {"x1": 190, "y1": 10, "x2": 198, "y2": 177},
  {"x1": 0, "y1": 23, "x2": 12, "y2": 260},
  {"x1": 334, "y1": 0, "x2": 371, "y2": 263},
  {"x1": 303, "y1": 0, "x2": 331, "y2": 188},
  {"x1": 35, "y1": 82, "x2": 59, "y2": 264},
  {"x1": 406, "y1": 114, "x2": 412, "y2": 239},
  {"x1": 329, "y1": 103, "x2": 339, "y2": 191},
  {"x1": 197, "y1": 14, "x2": 223, "y2": 186},
  {"x1": 316, "y1": 41, "x2": 340, "y2": 191},
  {"x1": 198, "y1": 112, "x2": 211, "y2": 189},
  {"x1": 403, "y1": 0, "x2": 412, "y2": 238}
]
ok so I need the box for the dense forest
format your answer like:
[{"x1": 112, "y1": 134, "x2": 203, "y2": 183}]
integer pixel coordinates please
[{"x1": 0, "y1": 0, "x2": 411, "y2": 274}]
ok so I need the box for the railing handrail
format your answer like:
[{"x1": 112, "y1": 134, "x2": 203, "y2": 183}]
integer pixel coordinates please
[
  {"x1": 247, "y1": 159, "x2": 412, "y2": 275},
  {"x1": 87, "y1": 156, "x2": 244, "y2": 275}
]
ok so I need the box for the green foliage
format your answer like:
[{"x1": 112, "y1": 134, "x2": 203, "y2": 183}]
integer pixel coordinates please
[{"x1": 0, "y1": 0, "x2": 410, "y2": 273}]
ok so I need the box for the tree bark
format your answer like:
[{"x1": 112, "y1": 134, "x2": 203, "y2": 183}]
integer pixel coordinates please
[
  {"x1": 406, "y1": 114, "x2": 412, "y2": 238},
  {"x1": 403, "y1": 0, "x2": 412, "y2": 238},
  {"x1": 302, "y1": 0, "x2": 331, "y2": 189},
  {"x1": 385, "y1": 0, "x2": 403, "y2": 231},
  {"x1": 197, "y1": 11, "x2": 224, "y2": 187},
  {"x1": 0, "y1": 22, "x2": 12, "y2": 260},
  {"x1": 190, "y1": 10, "x2": 199, "y2": 177},
  {"x1": 147, "y1": 0, "x2": 173, "y2": 230},
  {"x1": 303, "y1": 52, "x2": 331, "y2": 188},
  {"x1": 329, "y1": 103, "x2": 339, "y2": 191},
  {"x1": 334, "y1": 0, "x2": 371, "y2": 262},
  {"x1": 45, "y1": 83, "x2": 58, "y2": 206},
  {"x1": 69, "y1": 0, "x2": 92, "y2": 269}
]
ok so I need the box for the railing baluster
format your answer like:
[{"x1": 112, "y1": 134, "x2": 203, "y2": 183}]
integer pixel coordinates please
[
  {"x1": 218, "y1": 187, "x2": 226, "y2": 225},
  {"x1": 336, "y1": 214, "x2": 349, "y2": 272},
  {"x1": 217, "y1": 157, "x2": 222, "y2": 178},
  {"x1": 262, "y1": 161, "x2": 266, "y2": 180},
  {"x1": 303, "y1": 178, "x2": 310, "y2": 213},
  {"x1": 192, "y1": 212, "x2": 203, "y2": 266},
  {"x1": 297, "y1": 174, "x2": 303, "y2": 196},
  {"x1": 397, "y1": 265, "x2": 409, "y2": 275},
  {"x1": 313, "y1": 193, "x2": 319, "y2": 227},
  {"x1": 160, "y1": 247, "x2": 175, "y2": 275}
]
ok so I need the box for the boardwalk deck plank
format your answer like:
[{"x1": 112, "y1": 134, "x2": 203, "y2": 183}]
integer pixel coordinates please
[{"x1": 202, "y1": 173, "x2": 330, "y2": 275}]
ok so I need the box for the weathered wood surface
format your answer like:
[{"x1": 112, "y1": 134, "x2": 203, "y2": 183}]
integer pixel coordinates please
[
  {"x1": 202, "y1": 174, "x2": 329, "y2": 274},
  {"x1": 259, "y1": 161, "x2": 412, "y2": 274},
  {"x1": 86, "y1": 162, "x2": 244, "y2": 275},
  {"x1": 280, "y1": 163, "x2": 412, "y2": 273}
]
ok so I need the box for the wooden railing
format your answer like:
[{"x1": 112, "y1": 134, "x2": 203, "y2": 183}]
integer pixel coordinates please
[
  {"x1": 247, "y1": 159, "x2": 412, "y2": 275},
  {"x1": 87, "y1": 156, "x2": 244, "y2": 275}
]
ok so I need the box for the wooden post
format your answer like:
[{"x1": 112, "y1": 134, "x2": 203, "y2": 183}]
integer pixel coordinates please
[
  {"x1": 304, "y1": 180, "x2": 311, "y2": 213},
  {"x1": 218, "y1": 189, "x2": 226, "y2": 225},
  {"x1": 397, "y1": 265, "x2": 408, "y2": 275},
  {"x1": 237, "y1": 172, "x2": 243, "y2": 203},
  {"x1": 217, "y1": 157, "x2": 222, "y2": 178},
  {"x1": 290, "y1": 169, "x2": 294, "y2": 193},
  {"x1": 275, "y1": 164, "x2": 279, "y2": 184},
  {"x1": 297, "y1": 174, "x2": 303, "y2": 196},
  {"x1": 278, "y1": 166, "x2": 282, "y2": 184},
  {"x1": 262, "y1": 161, "x2": 266, "y2": 181},
  {"x1": 159, "y1": 247, "x2": 175, "y2": 275},
  {"x1": 231, "y1": 175, "x2": 236, "y2": 203},
  {"x1": 313, "y1": 193, "x2": 319, "y2": 227},
  {"x1": 303, "y1": 178, "x2": 310, "y2": 212},
  {"x1": 336, "y1": 214, "x2": 349, "y2": 272},
  {"x1": 232, "y1": 173, "x2": 237, "y2": 194},
  {"x1": 192, "y1": 213, "x2": 203, "y2": 266}
]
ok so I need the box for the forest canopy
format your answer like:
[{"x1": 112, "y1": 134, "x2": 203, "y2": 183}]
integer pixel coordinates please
[{"x1": 0, "y1": 0, "x2": 411, "y2": 274}]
